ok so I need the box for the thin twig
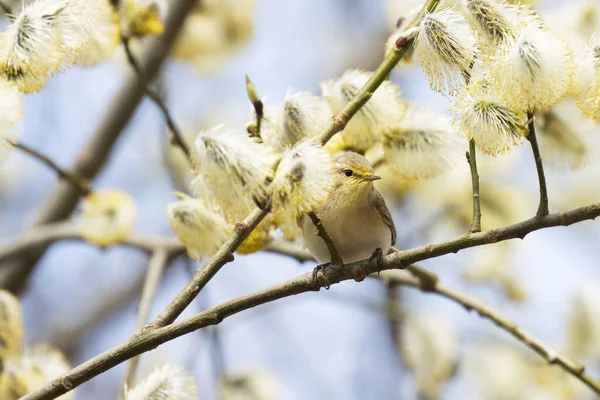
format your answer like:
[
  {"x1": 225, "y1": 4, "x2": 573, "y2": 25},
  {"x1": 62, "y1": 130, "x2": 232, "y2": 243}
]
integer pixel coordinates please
[
  {"x1": 380, "y1": 266, "x2": 600, "y2": 396},
  {"x1": 123, "y1": 247, "x2": 170, "y2": 390},
  {"x1": 21, "y1": 202, "x2": 600, "y2": 400},
  {"x1": 0, "y1": 0, "x2": 198, "y2": 291},
  {"x1": 11, "y1": 141, "x2": 92, "y2": 196},
  {"x1": 263, "y1": 239, "x2": 314, "y2": 263},
  {"x1": 307, "y1": 211, "x2": 343, "y2": 266},
  {"x1": 245, "y1": 75, "x2": 263, "y2": 138},
  {"x1": 120, "y1": 36, "x2": 191, "y2": 159},
  {"x1": 526, "y1": 112, "x2": 549, "y2": 217},
  {"x1": 467, "y1": 140, "x2": 481, "y2": 233}
]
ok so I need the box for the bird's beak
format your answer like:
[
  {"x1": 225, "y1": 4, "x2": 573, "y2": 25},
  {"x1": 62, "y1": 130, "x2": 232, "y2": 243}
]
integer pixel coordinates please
[{"x1": 362, "y1": 174, "x2": 381, "y2": 182}]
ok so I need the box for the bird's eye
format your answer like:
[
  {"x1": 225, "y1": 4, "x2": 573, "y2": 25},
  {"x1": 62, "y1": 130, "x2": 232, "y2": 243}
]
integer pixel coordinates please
[{"x1": 343, "y1": 169, "x2": 353, "y2": 177}]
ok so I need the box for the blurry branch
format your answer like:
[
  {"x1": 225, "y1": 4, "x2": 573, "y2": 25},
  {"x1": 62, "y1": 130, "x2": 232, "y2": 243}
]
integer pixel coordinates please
[
  {"x1": 145, "y1": 0, "x2": 442, "y2": 331},
  {"x1": 307, "y1": 211, "x2": 343, "y2": 266},
  {"x1": 0, "y1": 0, "x2": 198, "y2": 292},
  {"x1": 120, "y1": 35, "x2": 191, "y2": 159},
  {"x1": 526, "y1": 112, "x2": 549, "y2": 217},
  {"x1": 245, "y1": 75, "x2": 263, "y2": 138},
  {"x1": 22, "y1": 202, "x2": 600, "y2": 400},
  {"x1": 385, "y1": 283, "x2": 403, "y2": 360},
  {"x1": 0, "y1": 1, "x2": 11, "y2": 15},
  {"x1": 466, "y1": 140, "x2": 481, "y2": 232},
  {"x1": 0, "y1": 222, "x2": 183, "y2": 264},
  {"x1": 379, "y1": 267, "x2": 600, "y2": 395},
  {"x1": 10, "y1": 140, "x2": 92, "y2": 196},
  {"x1": 263, "y1": 240, "x2": 313, "y2": 263},
  {"x1": 124, "y1": 247, "x2": 170, "y2": 391}
]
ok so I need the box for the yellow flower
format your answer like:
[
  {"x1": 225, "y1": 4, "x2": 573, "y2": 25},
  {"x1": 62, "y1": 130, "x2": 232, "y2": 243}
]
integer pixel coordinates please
[
  {"x1": 0, "y1": 290, "x2": 23, "y2": 360},
  {"x1": 78, "y1": 2, "x2": 121, "y2": 67},
  {"x1": 237, "y1": 222, "x2": 273, "y2": 254},
  {"x1": 121, "y1": 0, "x2": 166, "y2": 37},
  {"x1": 80, "y1": 189, "x2": 136, "y2": 247}
]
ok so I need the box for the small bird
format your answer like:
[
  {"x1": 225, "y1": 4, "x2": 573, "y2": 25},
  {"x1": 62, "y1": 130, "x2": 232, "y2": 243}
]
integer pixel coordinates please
[{"x1": 301, "y1": 152, "x2": 396, "y2": 265}]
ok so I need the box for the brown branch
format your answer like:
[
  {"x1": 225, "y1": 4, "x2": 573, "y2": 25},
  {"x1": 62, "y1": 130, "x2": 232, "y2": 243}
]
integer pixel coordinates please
[
  {"x1": 306, "y1": 211, "x2": 343, "y2": 266},
  {"x1": 466, "y1": 140, "x2": 481, "y2": 233},
  {"x1": 147, "y1": 207, "x2": 270, "y2": 328},
  {"x1": 0, "y1": 0, "x2": 198, "y2": 291},
  {"x1": 121, "y1": 35, "x2": 191, "y2": 159},
  {"x1": 379, "y1": 266, "x2": 600, "y2": 396},
  {"x1": 11, "y1": 140, "x2": 92, "y2": 196},
  {"x1": 22, "y1": 202, "x2": 600, "y2": 400},
  {"x1": 0, "y1": 0, "x2": 12, "y2": 15},
  {"x1": 526, "y1": 112, "x2": 549, "y2": 217},
  {"x1": 124, "y1": 247, "x2": 170, "y2": 391},
  {"x1": 263, "y1": 240, "x2": 313, "y2": 263}
]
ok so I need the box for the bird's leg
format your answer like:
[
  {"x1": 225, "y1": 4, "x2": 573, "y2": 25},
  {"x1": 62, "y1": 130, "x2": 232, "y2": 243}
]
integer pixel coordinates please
[
  {"x1": 312, "y1": 262, "x2": 331, "y2": 289},
  {"x1": 369, "y1": 247, "x2": 384, "y2": 274}
]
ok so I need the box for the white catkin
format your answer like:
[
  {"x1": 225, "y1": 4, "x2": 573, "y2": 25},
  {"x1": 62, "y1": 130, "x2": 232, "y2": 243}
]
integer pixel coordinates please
[
  {"x1": 270, "y1": 140, "x2": 334, "y2": 240},
  {"x1": 320, "y1": 69, "x2": 405, "y2": 153},
  {"x1": 414, "y1": 8, "x2": 478, "y2": 96},
  {"x1": 383, "y1": 104, "x2": 462, "y2": 179},
  {"x1": 125, "y1": 364, "x2": 198, "y2": 400}
]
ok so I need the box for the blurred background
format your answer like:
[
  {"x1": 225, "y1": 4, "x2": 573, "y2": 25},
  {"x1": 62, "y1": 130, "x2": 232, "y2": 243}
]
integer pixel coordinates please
[{"x1": 1, "y1": 0, "x2": 600, "y2": 399}]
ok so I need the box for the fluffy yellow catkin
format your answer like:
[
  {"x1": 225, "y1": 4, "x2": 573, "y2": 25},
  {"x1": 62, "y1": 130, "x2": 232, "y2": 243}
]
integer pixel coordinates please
[
  {"x1": 414, "y1": 8, "x2": 478, "y2": 96},
  {"x1": 0, "y1": 81, "x2": 23, "y2": 163},
  {"x1": 125, "y1": 364, "x2": 197, "y2": 400},
  {"x1": 191, "y1": 125, "x2": 274, "y2": 222},
  {"x1": 383, "y1": 104, "x2": 462, "y2": 179},
  {"x1": 80, "y1": 189, "x2": 136, "y2": 247},
  {"x1": 167, "y1": 193, "x2": 231, "y2": 260},
  {"x1": 259, "y1": 89, "x2": 331, "y2": 152},
  {"x1": 320, "y1": 69, "x2": 405, "y2": 153},
  {"x1": 574, "y1": 33, "x2": 600, "y2": 121},
  {"x1": 490, "y1": 20, "x2": 573, "y2": 112},
  {"x1": 0, "y1": 0, "x2": 101, "y2": 93},
  {"x1": 452, "y1": 78, "x2": 527, "y2": 155},
  {"x1": 0, "y1": 290, "x2": 23, "y2": 360},
  {"x1": 270, "y1": 140, "x2": 334, "y2": 241}
]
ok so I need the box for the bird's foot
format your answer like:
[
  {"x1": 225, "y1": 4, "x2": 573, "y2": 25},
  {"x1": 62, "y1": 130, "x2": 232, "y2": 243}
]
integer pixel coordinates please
[
  {"x1": 312, "y1": 262, "x2": 331, "y2": 289},
  {"x1": 369, "y1": 247, "x2": 384, "y2": 275}
]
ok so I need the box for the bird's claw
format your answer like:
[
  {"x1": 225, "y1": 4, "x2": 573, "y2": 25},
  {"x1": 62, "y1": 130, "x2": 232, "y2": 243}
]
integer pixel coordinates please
[
  {"x1": 312, "y1": 263, "x2": 331, "y2": 289},
  {"x1": 369, "y1": 247, "x2": 384, "y2": 275}
]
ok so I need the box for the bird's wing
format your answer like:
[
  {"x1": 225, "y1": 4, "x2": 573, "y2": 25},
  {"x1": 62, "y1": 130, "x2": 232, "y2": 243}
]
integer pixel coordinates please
[{"x1": 375, "y1": 190, "x2": 397, "y2": 246}]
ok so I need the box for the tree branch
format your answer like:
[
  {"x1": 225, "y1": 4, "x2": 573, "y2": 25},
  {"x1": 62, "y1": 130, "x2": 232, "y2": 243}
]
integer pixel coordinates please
[
  {"x1": 379, "y1": 266, "x2": 600, "y2": 396},
  {"x1": 124, "y1": 247, "x2": 170, "y2": 391},
  {"x1": 120, "y1": 35, "x2": 191, "y2": 159},
  {"x1": 10, "y1": 140, "x2": 92, "y2": 196},
  {"x1": 306, "y1": 211, "x2": 343, "y2": 266},
  {"x1": 466, "y1": 140, "x2": 481, "y2": 232},
  {"x1": 263, "y1": 239, "x2": 313, "y2": 263},
  {"x1": 0, "y1": 0, "x2": 198, "y2": 291},
  {"x1": 526, "y1": 112, "x2": 549, "y2": 217},
  {"x1": 22, "y1": 202, "x2": 600, "y2": 400}
]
